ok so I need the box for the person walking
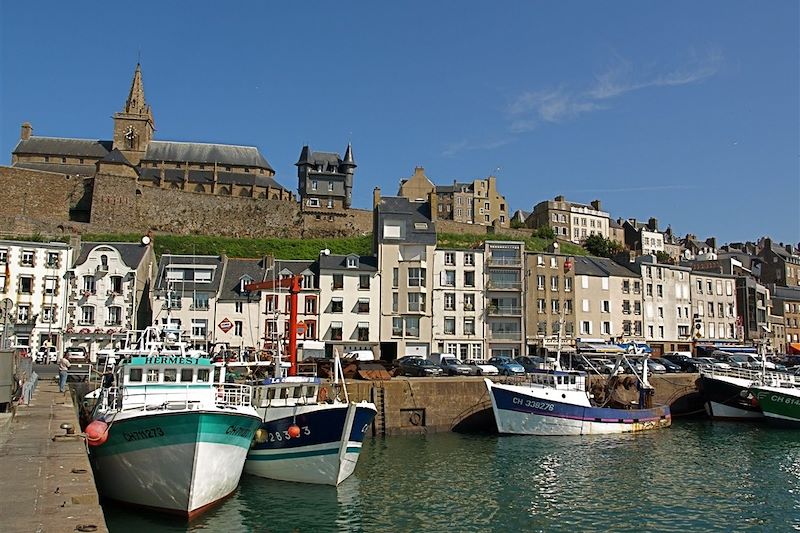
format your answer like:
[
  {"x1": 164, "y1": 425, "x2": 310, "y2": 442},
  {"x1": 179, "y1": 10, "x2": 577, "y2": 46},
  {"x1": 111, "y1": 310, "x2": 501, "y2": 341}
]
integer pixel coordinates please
[{"x1": 57, "y1": 354, "x2": 71, "y2": 393}]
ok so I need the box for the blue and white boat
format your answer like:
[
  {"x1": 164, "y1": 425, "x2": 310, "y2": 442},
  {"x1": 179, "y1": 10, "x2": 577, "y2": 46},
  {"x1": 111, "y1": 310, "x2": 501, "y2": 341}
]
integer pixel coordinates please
[
  {"x1": 485, "y1": 354, "x2": 671, "y2": 436},
  {"x1": 244, "y1": 356, "x2": 377, "y2": 486},
  {"x1": 86, "y1": 327, "x2": 261, "y2": 518}
]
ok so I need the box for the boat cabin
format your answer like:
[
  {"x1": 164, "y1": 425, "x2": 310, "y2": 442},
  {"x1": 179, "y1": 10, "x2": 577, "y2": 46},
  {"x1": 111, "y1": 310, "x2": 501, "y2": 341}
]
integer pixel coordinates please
[
  {"x1": 528, "y1": 369, "x2": 587, "y2": 392},
  {"x1": 252, "y1": 376, "x2": 323, "y2": 408}
]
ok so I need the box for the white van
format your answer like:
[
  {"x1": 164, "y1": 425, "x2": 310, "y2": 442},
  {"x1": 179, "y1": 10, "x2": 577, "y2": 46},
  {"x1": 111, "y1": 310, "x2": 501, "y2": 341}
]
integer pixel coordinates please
[{"x1": 343, "y1": 350, "x2": 375, "y2": 361}]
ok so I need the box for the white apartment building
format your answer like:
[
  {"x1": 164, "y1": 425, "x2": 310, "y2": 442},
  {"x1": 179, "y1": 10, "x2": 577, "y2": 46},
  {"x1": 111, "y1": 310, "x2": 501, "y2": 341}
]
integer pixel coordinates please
[
  {"x1": 0, "y1": 240, "x2": 72, "y2": 351},
  {"x1": 154, "y1": 255, "x2": 224, "y2": 350},
  {"x1": 259, "y1": 260, "x2": 318, "y2": 353},
  {"x1": 573, "y1": 256, "x2": 641, "y2": 341},
  {"x1": 213, "y1": 258, "x2": 266, "y2": 351},
  {"x1": 689, "y1": 271, "x2": 738, "y2": 342},
  {"x1": 317, "y1": 253, "x2": 380, "y2": 354},
  {"x1": 65, "y1": 241, "x2": 155, "y2": 358},
  {"x1": 484, "y1": 241, "x2": 525, "y2": 358},
  {"x1": 432, "y1": 248, "x2": 485, "y2": 361}
]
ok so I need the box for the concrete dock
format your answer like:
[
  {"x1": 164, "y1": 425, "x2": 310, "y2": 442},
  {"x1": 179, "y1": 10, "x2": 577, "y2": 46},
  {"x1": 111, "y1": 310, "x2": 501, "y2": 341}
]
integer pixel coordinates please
[{"x1": 0, "y1": 379, "x2": 107, "y2": 533}]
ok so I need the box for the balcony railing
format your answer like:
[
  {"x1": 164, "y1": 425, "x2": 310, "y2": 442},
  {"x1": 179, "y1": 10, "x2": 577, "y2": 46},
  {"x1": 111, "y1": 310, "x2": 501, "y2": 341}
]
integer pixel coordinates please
[
  {"x1": 487, "y1": 330, "x2": 522, "y2": 341},
  {"x1": 487, "y1": 257, "x2": 522, "y2": 267},
  {"x1": 487, "y1": 305, "x2": 522, "y2": 316},
  {"x1": 486, "y1": 280, "x2": 523, "y2": 290}
]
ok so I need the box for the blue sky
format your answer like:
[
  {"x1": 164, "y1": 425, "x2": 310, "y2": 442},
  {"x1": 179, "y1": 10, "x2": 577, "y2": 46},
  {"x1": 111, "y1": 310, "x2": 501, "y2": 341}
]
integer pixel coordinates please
[{"x1": 1, "y1": 1, "x2": 798, "y2": 244}]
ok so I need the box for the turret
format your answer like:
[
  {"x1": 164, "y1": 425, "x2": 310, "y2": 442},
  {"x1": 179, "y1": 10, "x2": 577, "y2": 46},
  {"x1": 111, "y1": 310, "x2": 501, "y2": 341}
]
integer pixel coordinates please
[
  {"x1": 341, "y1": 143, "x2": 356, "y2": 209},
  {"x1": 296, "y1": 145, "x2": 313, "y2": 197}
]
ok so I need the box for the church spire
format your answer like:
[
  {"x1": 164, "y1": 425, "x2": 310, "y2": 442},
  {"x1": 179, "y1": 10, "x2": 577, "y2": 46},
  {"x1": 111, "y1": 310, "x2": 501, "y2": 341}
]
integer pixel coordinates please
[{"x1": 124, "y1": 63, "x2": 148, "y2": 115}]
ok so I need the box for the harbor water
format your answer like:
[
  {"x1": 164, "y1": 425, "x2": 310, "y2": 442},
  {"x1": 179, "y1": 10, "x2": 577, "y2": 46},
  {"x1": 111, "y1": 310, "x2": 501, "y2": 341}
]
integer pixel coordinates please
[{"x1": 104, "y1": 420, "x2": 800, "y2": 532}]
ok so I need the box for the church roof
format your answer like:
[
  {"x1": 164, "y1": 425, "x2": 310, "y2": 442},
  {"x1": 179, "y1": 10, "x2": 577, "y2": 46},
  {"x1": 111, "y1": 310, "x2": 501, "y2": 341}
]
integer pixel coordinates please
[
  {"x1": 137, "y1": 167, "x2": 289, "y2": 190},
  {"x1": 12, "y1": 136, "x2": 112, "y2": 158},
  {"x1": 14, "y1": 162, "x2": 96, "y2": 176},
  {"x1": 143, "y1": 141, "x2": 274, "y2": 171},
  {"x1": 100, "y1": 149, "x2": 133, "y2": 166}
]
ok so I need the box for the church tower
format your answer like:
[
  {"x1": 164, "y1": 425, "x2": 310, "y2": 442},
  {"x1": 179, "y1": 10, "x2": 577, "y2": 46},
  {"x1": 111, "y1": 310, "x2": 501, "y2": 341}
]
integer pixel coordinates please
[{"x1": 112, "y1": 63, "x2": 155, "y2": 165}]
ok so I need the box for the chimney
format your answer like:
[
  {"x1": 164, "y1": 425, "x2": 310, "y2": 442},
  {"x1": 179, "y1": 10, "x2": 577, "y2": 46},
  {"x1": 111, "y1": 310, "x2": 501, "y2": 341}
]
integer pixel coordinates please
[
  {"x1": 20, "y1": 122, "x2": 32, "y2": 140},
  {"x1": 69, "y1": 232, "x2": 82, "y2": 262},
  {"x1": 648, "y1": 217, "x2": 658, "y2": 231},
  {"x1": 373, "y1": 187, "x2": 381, "y2": 209},
  {"x1": 554, "y1": 195, "x2": 565, "y2": 202},
  {"x1": 429, "y1": 191, "x2": 438, "y2": 222},
  {"x1": 786, "y1": 245, "x2": 794, "y2": 254},
  {"x1": 590, "y1": 199, "x2": 602, "y2": 211}
]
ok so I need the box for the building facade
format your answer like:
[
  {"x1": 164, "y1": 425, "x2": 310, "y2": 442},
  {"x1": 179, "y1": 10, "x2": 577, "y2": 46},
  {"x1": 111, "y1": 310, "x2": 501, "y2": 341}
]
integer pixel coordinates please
[
  {"x1": 296, "y1": 145, "x2": 356, "y2": 213},
  {"x1": 524, "y1": 252, "x2": 577, "y2": 356},
  {"x1": 0, "y1": 240, "x2": 72, "y2": 351},
  {"x1": 432, "y1": 248, "x2": 485, "y2": 361},
  {"x1": 573, "y1": 257, "x2": 641, "y2": 342},
  {"x1": 484, "y1": 241, "x2": 525, "y2": 358},
  {"x1": 214, "y1": 258, "x2": 267, "y2": 351},
  {"x1": 688, "y1": 271, "x2": 738, "y2": 344},
  {"x1": 527, "y1": 196, "x2": 610, "y2": 244}
]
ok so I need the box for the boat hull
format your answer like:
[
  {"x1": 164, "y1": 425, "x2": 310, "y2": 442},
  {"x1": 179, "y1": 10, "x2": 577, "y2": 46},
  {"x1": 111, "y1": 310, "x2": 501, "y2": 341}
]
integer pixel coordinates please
[
  {"x1": 486, "y1": 379, "x2": 671, "y2": 436},
  {"x1": 698, "y1": 374, "x2": 763, "y2": 421},
  {"x1": 750, "y1": 386, "x2": 800, "y2": 428},
  {"x1": 90, "y1": 410, "x2": 261, "y2": 518},
  {"x1": 245, "y1": 402, "x2": 377, "y2": 485}
]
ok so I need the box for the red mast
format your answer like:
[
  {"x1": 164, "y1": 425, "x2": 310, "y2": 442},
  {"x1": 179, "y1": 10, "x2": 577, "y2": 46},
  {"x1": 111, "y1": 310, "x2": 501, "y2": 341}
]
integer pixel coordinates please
[{"x1": 244, "y1": 275, "x2": 303, "y2": 376}]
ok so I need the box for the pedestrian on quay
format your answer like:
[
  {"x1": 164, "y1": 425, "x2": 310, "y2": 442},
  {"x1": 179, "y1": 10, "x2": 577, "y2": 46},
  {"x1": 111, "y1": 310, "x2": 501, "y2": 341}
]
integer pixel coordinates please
[{"x1": 56, "y1": 354, "x2": 71, "y2": 393}]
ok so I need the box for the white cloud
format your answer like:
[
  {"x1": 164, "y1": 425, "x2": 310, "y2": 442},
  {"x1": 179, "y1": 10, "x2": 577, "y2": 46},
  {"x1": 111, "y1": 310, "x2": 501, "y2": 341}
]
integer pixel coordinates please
[{"x1": 441, "y1": 137, "x2": 513, "y2": 157}]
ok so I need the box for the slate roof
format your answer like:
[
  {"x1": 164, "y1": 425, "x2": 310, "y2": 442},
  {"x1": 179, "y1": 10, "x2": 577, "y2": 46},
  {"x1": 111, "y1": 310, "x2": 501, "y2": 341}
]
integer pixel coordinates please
[
  {"x1": 100, "y1": 149, "x2": 133, "y2": 166},
  {"x1": 376, "y1": 196, "x2": 437, "y2": 246},
  {"x1": 318, "y1": 254, "x2": 378, "y2": 272},
  {"x1": 574, "y1": 256, "x2": 638, "y2": 278},
  {"x1": 73, "y1": 242, "x2": 150, "y2": 270},
  {"x1": 12, "y1": 137, "x2": 112, "y2": 158},
  {"x1": 217, "y1": 258, "x2": 267, "y2": 302},
  {"x1": 435, "y1": 182, "x2": 471, "y2": 194},
  {"x1": 155, "y1": 255, "x2": 225, "y2": 293},
  {"x1": 136, "y1": 168, "x2": 288, "y2": 190},
  {"x1": 274, "y1": 260, "x2": 316, "y2": 276},
  {"x1": 772, "y1": 286, "x2": 800, "y2": 301},
  {"x1": 143, "y1": 141, "x2": 274, "y2": 171},
  {"x1": 14, "y1": 162, "x2": 96, "y2": 176}
]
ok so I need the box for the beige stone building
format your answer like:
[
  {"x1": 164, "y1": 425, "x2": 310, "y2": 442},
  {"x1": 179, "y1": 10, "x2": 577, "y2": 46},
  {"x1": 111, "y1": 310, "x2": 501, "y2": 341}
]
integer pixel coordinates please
[
  {"x1": 524, "y1": 252, "x2": 577, "y2": 355},
  {"x1": 527, "y1": 196, "x2": 610, "y2": 244},
  {"x1": 573, "y1": 256, "x2": 641, "y2": 342},
  {"x1": 688, "y1": 271, "x2": 738, "y2": 343},
  {"x1": 397, "y1": 167, "x2": 510, "y2": 227}
]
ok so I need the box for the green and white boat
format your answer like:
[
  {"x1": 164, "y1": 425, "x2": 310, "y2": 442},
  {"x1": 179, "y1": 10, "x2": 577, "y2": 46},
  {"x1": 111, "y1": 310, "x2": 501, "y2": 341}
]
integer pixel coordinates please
[
  {"x1": 86, "y1": 327, "x2": 261, "y2": 519},
  {"x1": 750, "y1": 384, "x2": 800, "y2": 428}
]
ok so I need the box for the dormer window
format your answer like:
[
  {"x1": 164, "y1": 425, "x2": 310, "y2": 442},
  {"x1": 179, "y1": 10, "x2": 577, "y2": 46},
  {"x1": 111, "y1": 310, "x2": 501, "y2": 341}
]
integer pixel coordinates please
[
  {"x1": 347, "y1": 256, "x2": 358, "y2": 268},
  {"x1": 239, "y1": 276, "x2": 254, "y2": 294}
]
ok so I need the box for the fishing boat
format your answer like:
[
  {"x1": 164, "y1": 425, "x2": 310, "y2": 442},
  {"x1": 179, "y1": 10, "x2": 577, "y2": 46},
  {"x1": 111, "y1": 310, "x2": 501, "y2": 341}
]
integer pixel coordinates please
[
  {"x1": 697, "y1": 367, "x2": 766, "y2": 420},
  {"x1": 749, "y1": 384, "x2": 800, "y2": 427},
  {"x1": 485, "y1": 349, "x2": 671, "y2": 435},
  {"x1": 244, "y1": 355, "x2": 377, "y2": 486},
  {"x1": 84, "y1": 327, "x2": 261, "y2": 519}
]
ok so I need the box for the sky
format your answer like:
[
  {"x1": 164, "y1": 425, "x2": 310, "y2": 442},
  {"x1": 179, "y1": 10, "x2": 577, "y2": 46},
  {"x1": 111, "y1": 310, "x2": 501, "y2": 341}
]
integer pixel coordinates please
[{"x1": 1, "y1": 1, "x2": 798, "y2": 245}]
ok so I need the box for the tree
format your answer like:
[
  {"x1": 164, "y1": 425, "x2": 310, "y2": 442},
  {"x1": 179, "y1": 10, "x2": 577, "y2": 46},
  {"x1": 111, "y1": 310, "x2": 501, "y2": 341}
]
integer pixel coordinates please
[
  {"x1": 532, "y1": 226, "x2": 556, "y2": 240},
  {"x1": 584, "y1": 235, "x2": 623, "y2": 258},
  {"x1": 655, "y1": 251, "x2": 673, "y2": 264}
]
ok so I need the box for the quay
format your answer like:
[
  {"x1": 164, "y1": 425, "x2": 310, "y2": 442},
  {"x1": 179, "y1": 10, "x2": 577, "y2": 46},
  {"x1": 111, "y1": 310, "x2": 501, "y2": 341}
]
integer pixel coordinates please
[{"x1": 0, "y1": 378, "x2": 108, "y2": 533}]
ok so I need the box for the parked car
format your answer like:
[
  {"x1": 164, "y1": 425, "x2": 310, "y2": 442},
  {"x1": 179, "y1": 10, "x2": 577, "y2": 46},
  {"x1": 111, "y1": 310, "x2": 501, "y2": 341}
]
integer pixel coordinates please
[
  {"x1": 651, "y1": 357, "x2": 681, "y2": 373},
  {"x1": 634, "y1": 359, "x2": 667, "y2": 374},
  {"x1": 397, "y1": 357, "x2": 443, "y2": 377},
  {"x1": 582, "y1": 357, "x2": 623, "y2": 375},
  {"x1": 464, "y1": 359, "x2": 499, "y2": 376},
  {"x1": 487, "y1": 356, "x2": 525, "y2": 376},
  {"x1": 663, "y1": 353, "x2": 701, "y2": 372},
  {"x1": 36, "y1": 346, "x2": 58, "y2": 364},
  {"x1": 438, "y1": 357, "x2": 473, "y2": 376},
  {"x1": 64, "y1": 346, "x2": 88, "y2": 363},
  {"x1": 695, "y1": 357, "x2": 731, "y2": 370},
  {"x1": 515, "y1": 356, "x2": 544, "y2": 373}
]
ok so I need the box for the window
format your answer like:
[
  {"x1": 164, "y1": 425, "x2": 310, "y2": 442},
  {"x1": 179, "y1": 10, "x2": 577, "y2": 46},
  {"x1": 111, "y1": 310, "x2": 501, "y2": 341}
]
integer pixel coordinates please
[
  {"x1": 658, "y1": 326, "x2": 664, "y2": 338},
  {"x1": 679, "y1": 325, "x2": 689, "y2": 337},
  {"x1": 328, "y1": 181, "x2": 334, "y2": 192},
  {"x1": 551, "y1": 276, "x2": 559, "y2": 291},
  {"x1": 537, "y1": 275, "x2": 545, "y2": 290},
  {"x1": 444, "y1": 252, "x2": 455, "y2": 266},
  {"x1": 0, "y1": 249, "x2": 7, "y2": 264},
  {"x1": 551, "y1": 299, "x2": 560, "y2": 313},
  {"x1": 304, "y1": 296, "x2": 317, "y2": 314},
  {"x1": 405, "y1": 317, "x2": 420, "y2": 337},
  {"x1": 21, "y1": 250, "x2": 34, "y2": 266},
  {"x1": 234, "y1": 321, "x2": 243, "y2": 336},
  {"x1": 408, "y1": 268, "x2": 426, "y2": 287},
  {"x1": 191, "y1": 319, "x2": 208, "y2": 338},
  {"x1": 357, "y1": 298, "x2": 370, "y2": 313},
  {"x1": 646, "y1": 284, "x2": 653, "y2": 296},
  {"x1": 581, "y1": 276, "x2": 589, "y2": 289},
  {"x1": 442, "y1": 270, "x2": 456, "y2": 287},
  {"x1": 408, "y1": 293, "x2": 426, "y2": 312},
  {"x1": 633, "y1": 281, "x2": 641, "y2": 294},
  {"x1": 634, "y1": 302, "x2": 641, "y2": 315},
  {"x1": 192, "y1": 293, "x2": 209, "y2": 310},
  {"x1": 359, "y1": 275, "x2": 370, "y2": 289},
  {"x1": 464, "y1": 317, "x2": 475, "y2": 335},
  {"x1": 648, "y1": 325, "x2": 654, "y2": 338},
  {"x1": 623, "y1": 280, "x2": 630, "y2": 293},
  {"x1": 347, "y1": 256, "x2": 358, "y2": 268},
  {"x1": 17, "y1": 304, "x2": 30, "y2": 322},
  {"x1": 444, "y1": 293, "x2": 456, "y2": 311},
  {"x1": 194, "y1": 270, "x2": 212, "y2": 283},
  {"x1": 41, "y1": 306, "x2": 54, "y2": 323},
  {"x1": 392, "y1": 268, "x2": 399, "y2": 288},
  {"x1": 658, "y1": 306, "x2": 664, "y2": 318},
  {"x1": 464, "y1": 253, "x2": 474, "y2": 266},
  {"x1": 623, "y1": 300, "x2": 631, "y2": 314},
  {"x1": 107, "y1": 306, "x2": 122, "y2": 325},
  {"x1": 707, "y1": 281, "x2": 713, "y2": 293},
  {"x1": 603, "y1": 322, "x2": 611, "y2": 335},
  {"x1": 582, "y1": 299, "x2": 589, "y2": 312},
  {"x1": 444, "y1": 317, "x2": 456, "y2": 335},
  {"x1": 463, "y1": 293, "x2": 475, "y2": 311},
  {"x1": 601, "y1": 278, "x2": 609, "y2": 290},
  {"x1": 332, "y1": 274, "x2": 344, "y2": 289},
  {"x1": 330, "y1": 322, "x2": 343, "y2": 341},
  {"x1": 80, "y1": 306, "x2": 94, "y2": 325},
  {"x1": 46, "y1": 252, "x2": 59, "y2": 268},
  {"x1": 19, "y1": 276, "x2": 33, "y2": 294},
  {"x1": 623, "y1": 321, "x2": 632, "y2": 335},
  {"x1": 392, "y1": 317, "x2": 403, "y2": 336},
  {"x1": 537, "y1": 299, "x2": 546, "y2": 313},
  {"x1": 464, "y1": 271, "x2": 475, "y2": 287},
  {"x1": 581, "y1": 321, "x2": 592, "y2": 334},
  {"x1": 564, "y1": 277, "x2": 572, "y2": 292},
  {"x1": 357, "y1": 323, "x2": 369, "y2": 341},
  {"x1": 564, "y1": 299, "x2": 573, "y2": 312},
  {"x1": 657, "y1": 285, "x2": 663, "y2": 298},
  {"x1": 44, "y1": 276, "x2": 57, "y2": 295},
  {"x1": 110, "y1": 276, "x2": 123, "y2": 294},
  {"x1": 550, "y1": 257, "x2": 558, "y2": 269},
  {"x1": 392, "y1": 292, "x2": 398, "y2": 313},
  {"x1": 235, "y1": 301, "x2": 243, "y2": 313},
  {"x1": 82, "y1": 276, "x2": 95, "y2": 294},
  {"x1": 602, "y1": 300, "x2": 610, "y2": 313},
  {"x1": 331, "y1": 298, "x2": 343, "y2": 313},
  {"x1": 708, "y1": 302, "x2": 715, "y2": 317},
  {"x1": 307, "y1": 198, "x2": 320, "y2": 207},
  {"x1": 146, "y1": 369, "x2": 159, "y2": 383}
]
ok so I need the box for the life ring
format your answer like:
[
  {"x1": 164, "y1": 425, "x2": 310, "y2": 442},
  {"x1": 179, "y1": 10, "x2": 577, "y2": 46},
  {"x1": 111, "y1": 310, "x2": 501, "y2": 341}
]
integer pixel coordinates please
[
  {"x1": 318, "y1": 387, "x2": 328, "y2": 403},
  {"x1": 409, "y1": 412, "x2": 422, "y2": 426}
]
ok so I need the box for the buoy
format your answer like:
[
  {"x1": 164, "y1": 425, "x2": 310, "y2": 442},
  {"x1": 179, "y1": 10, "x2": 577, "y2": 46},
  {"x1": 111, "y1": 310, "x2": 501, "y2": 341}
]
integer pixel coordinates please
[
  {"x1": 85, "y1": 420, "x2": 109, "y2": 446},
  {"x1": 253, "y1": 428, "x2": 267, "y2": 444},
  {"x1": 287, "y1": 424, "x2": 301, "y2": 438}
]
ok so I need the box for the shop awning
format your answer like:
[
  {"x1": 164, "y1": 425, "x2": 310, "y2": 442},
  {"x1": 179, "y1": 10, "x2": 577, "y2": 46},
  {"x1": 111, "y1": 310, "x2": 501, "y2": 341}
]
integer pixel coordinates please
[{"x1": 788, "y1": 343, "x2": 800, "y2": 355}]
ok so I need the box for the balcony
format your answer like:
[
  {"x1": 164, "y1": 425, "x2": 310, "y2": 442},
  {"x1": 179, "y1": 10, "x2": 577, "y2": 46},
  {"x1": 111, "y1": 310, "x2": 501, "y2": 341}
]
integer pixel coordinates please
[
  {"x1": 487, "y1": 330, "x2": 522, "y2": 341},
  {"x1": 487, "y1": 256, "x2": 522, "y2": 268},
  {"x1": 486, "y1": 280, "x2": 522, "y2": 291},
  {"x1": 487, "y1": 305, "x2": 522, "y2": 316}
]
